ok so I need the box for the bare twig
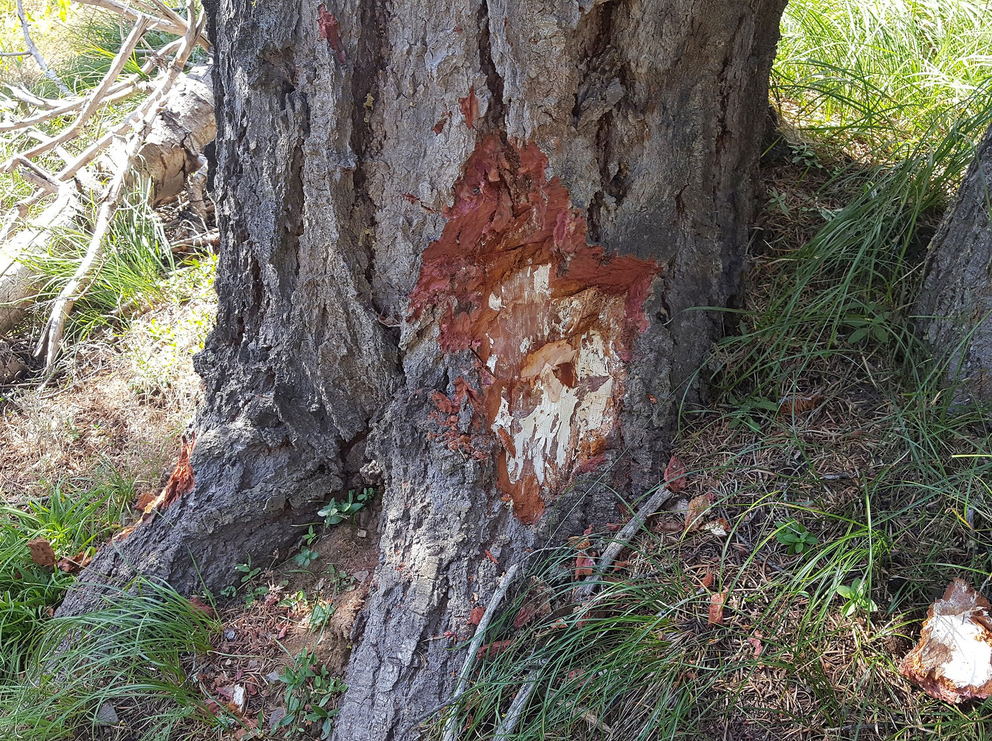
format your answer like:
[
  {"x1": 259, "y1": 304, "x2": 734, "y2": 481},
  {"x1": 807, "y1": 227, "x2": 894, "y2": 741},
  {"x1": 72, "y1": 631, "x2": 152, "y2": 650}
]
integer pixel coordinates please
[
  {"x1": 15, "y1": 0, "x2": 70, "y2": 95},
  {"x1": 74, "y1": 0, "x2": 210, "y2": 51},
  {"x1": 2, "y1": 16, "x2": 153, "y2": 171},
  {"x1": 573, "y1": 484, "x2": 674, "y2": 601},
  {"x1": 0, "y1": 51, "x2": 30, "y2": 58},
  {"x1": 5, "y1": 84, "x2": 57, "y2": 109},
  {"x1": 494, "y1": 667, "x2": 542, "y2": 740},
  {"x1": 9, "y1": 156, "x2": 60, "y2": 193},
  {"x1": 0, "y1": 79, "x2": 144, "y2": 132},
  {"x1": 440, "y1": 562, "x2": 521, "y2": 741}
]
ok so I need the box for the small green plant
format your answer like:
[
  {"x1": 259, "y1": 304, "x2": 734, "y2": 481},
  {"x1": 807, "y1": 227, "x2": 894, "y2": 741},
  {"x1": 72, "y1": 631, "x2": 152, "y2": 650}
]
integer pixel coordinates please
[
  {"x1": 277, "y1": 651, "x2": 347, "y2": 739},
  {"x1": 318, "y1": 487, "x2": 375, "y2": 526},
  {"x1": 309, "y1": 600, "x2": 335, "y2": 631},
  {"x1": 326, "y1": 564, "x2": 355, "y2": 595},
  {"x1": 835, "y1": 578, "x2": 878, "y2": 618},
  {"x1": 292, "y1": 526, "x2": 321, "y2": 567},
  {"x1": 293, "y1": 546, "x2": 319, "y2": 568},
  {"x1": 775, "y1": 520, "x2": 819, "y2": 555},
  {"x1": 221, "y1": 558, "x2": 269, "y2": 603}
]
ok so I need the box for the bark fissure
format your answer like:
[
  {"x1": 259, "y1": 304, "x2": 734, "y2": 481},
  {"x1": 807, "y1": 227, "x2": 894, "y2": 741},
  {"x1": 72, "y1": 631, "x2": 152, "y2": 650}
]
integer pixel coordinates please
[{"x1": 477, "y1": 0, "x2": 506, "y2": 132}]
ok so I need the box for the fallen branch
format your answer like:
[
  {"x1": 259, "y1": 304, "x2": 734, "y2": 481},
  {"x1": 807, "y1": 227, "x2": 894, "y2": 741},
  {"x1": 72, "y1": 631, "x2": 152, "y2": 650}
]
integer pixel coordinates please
[
  {"x1": 493, "y1": 667, "x2": 541, "y2": 740},
  {"x1": 0, "y1": 80, "x2": 145, "y2": 132},
  {"x1": 0, "y1": 185, "x2": 81, "y2": 335},
  {"x1": 75, "y1": 0, "x2": 210, "y2": 51},
  {"x1": 440, "y1": 562, "x2": 521, "y2": 741},
  {"x1": 33, "y1": 1, "x2": 203, "y2": 369},
  {"x1": 15, "y1": 0, "x2": 70, "y2": 95},
  {"x1": 572, "y1": 484, "x2": 674, "y2": 601},
  {"x1": 2, "y1": 16, "x2": 153, "y2": 171}
]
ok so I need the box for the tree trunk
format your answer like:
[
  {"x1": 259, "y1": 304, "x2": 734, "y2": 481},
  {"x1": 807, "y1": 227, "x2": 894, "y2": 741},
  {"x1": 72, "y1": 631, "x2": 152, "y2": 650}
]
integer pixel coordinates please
[
  {"x1": 916, "y1": 123, "x2": 992, "y2": 401},
  {"x1": 58, "y1": 0, "x2": 785, "y2": 737}
]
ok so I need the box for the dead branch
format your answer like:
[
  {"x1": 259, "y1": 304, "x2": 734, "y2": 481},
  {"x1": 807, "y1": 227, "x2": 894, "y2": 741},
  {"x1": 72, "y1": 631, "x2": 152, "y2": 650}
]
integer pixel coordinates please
[
  {"x1": 0, "y1": 80, "x2": 145, "y2": 132},
  {"x1": 440, "y1": 562, "x2": 521, "y2": 741},
  {"x1": 493, "y1": 667, "x2": 541, "y2": 740},
  {"x1": 15, "y1": 0, "x2": 70, "y2": 95},
  {"x1": 572, "y1": 484, "x2": 674, "y2": 601},
  {"x1": 0, "y1": 51, "x2": 30, "y2": 58},
  {"x1": 74, "y1": 0, "x2": 210, "y2": 51},
  {"x1": 2, "y1": 16, "x2": 153, "y2": 171},
  {"x1": 34, "y1": 1, "x2": 203, "y2": 369}
]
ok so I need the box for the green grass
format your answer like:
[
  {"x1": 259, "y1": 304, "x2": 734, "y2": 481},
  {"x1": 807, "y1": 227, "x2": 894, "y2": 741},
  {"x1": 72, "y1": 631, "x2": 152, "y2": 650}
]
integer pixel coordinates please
[
  {"x1": 0, "y1": 473, "x2": 135, "y2": 675},
  {"x1": 23, "y1": 181, "x2": 176, "y2": 349},
  {"x1": 775, "y1": 0, "x2": 992, "y2": 155},
  {"x1": 0, "y1": 577, "x2": 220, "y2": 740}
]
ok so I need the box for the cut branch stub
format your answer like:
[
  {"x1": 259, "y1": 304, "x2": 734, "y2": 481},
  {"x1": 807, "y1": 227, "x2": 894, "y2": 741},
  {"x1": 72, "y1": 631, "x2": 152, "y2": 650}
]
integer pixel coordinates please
[{"x1": 410, "y1": 134, "x2": 661, "y2": 523}]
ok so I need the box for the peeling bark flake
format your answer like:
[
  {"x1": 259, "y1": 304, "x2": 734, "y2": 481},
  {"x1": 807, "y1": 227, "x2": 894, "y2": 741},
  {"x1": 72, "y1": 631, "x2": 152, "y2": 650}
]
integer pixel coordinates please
[
  {"x1": 410, "y1": 135, "x2": 661, "y2": 524},
  {"x1": 317, "y1": 5, "x2": 346, "y2": 65},
  {"x1": 459, "y1": 87, "x2": 478, "y2": 130}
]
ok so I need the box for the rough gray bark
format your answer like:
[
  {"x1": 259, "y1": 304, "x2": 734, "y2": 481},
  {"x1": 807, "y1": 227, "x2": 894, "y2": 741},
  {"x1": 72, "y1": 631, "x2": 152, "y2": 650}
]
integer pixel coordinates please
[
  {"x1": 916, "y1": 123, "x2": 992, "y2": 401},
  {"x1": 59, "y1": 0, "x2": 785, "y2": 738}
]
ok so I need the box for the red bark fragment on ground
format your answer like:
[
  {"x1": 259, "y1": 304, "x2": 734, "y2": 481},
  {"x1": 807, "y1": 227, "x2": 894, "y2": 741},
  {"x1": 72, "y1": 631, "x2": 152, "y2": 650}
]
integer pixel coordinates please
[
  {"x1": 708, "y1": 591, "x2": 727, "y2": 625},
  {"x1": 477, "y1": 639, "x2": 515, "y2": 661},
  {"x1": 410, "y1": 134, "x2": 661, "y2": 524},
  {"x1": 468, "y1": 606, "x2": 485, "y2": 625},
  {"x1": 664, "y1": 454, "x2": 688, "y2": 492}
]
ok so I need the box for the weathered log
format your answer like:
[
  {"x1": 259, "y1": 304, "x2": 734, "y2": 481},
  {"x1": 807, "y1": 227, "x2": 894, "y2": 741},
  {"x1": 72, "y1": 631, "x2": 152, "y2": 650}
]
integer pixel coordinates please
[
  {"x1": 0, "y1": 185, "x2": 81, "y2": 336},
  {"x1": 135, "y1": 72, "x2": 215, "y2": 206}
]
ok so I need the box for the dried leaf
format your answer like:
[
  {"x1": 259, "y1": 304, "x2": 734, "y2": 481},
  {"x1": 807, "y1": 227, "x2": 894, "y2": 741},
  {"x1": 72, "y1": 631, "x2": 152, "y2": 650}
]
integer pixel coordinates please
[
  {"x1": 575, "y1": 553, "x2": 594, "y2": 579},
  {"x1": 748, "y1": 632, "x2": 764, "y2": 658},
  {"x1": 777, "y1": 393, "x2": 824, "y2": 418},
  {"x1": 513, "y1": 579, "x2": 552, "y2": 628},
  {"x1": 686, "y1": 494, "x2": 712, "y2": 532},
  {"x1": 477, "y1": 639, "x2": 515, "y2": 661},
  {"x1": 900, "y1": 578, "x2": 992, "y2": 703},
  {"x1": 189, "y1": 595, "x2": 216, "y2": 618},
  {"x1": 708, "y1": 591, "x2": 727, "y2": 625},
  {"x1": 664, "y1": 455, "x2": 688, "y2": 493},
  {"x1": 469, "y1": 606, "x2": 485, "y2": 626},
  {"x1": 27, "y1": 538, "x2": 56, "y2": 568},
  {"x1": 56, "y1": 550, "x2": 92, "y2": 574},
  {"x1": 699, "y1": 571, "x2": 714, "y2": 590}
]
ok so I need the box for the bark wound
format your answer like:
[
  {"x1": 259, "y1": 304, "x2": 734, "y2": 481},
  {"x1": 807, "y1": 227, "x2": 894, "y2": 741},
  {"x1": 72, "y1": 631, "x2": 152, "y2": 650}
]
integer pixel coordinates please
[{"x1": 410, "y1": 134, "x2": 660, "y2": 524}]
